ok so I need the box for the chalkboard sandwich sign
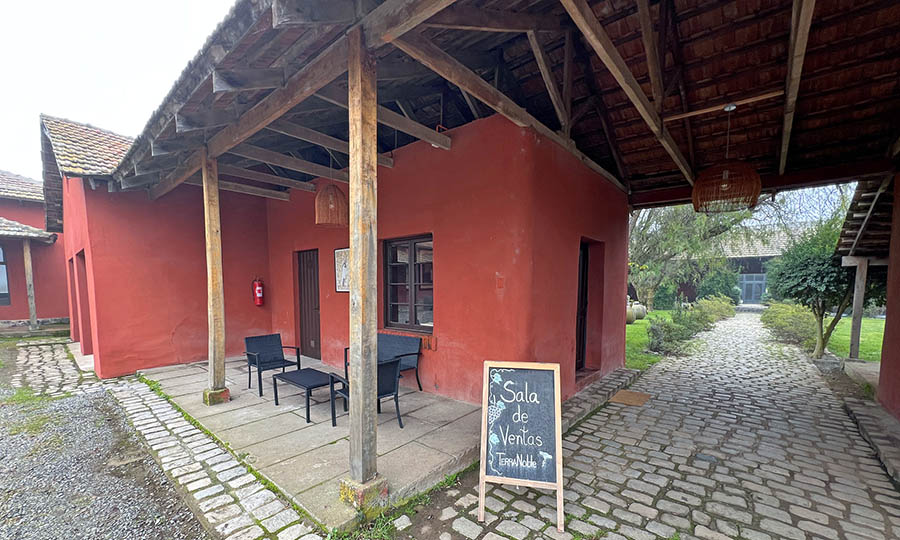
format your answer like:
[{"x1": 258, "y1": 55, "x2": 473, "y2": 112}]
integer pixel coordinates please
[{"x1": 477, "y1": 361, "x2": 564, "y2": 532}]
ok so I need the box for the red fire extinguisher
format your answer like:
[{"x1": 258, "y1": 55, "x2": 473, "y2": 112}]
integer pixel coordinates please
[{"x1": 252, "y1": 278, "x2": 264, "y2": 306}]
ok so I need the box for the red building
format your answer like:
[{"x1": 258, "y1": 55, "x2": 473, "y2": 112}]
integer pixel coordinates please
[
  {"x1": 0, "y1": 169, "x2": 68, "y2": 328},
  {"x1": 40, "y1": 114, "x2": 627, "y2": 402}
]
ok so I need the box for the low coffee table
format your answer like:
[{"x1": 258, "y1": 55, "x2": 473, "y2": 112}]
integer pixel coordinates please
[{"x1": 272, "y1": 368, "x2": 331, "y2": 423}]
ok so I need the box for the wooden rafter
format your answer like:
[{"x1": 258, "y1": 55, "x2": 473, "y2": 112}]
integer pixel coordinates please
[
  {"x1": 266, "y1": 119, "x2": 395, "y2": 167},
  {"x1": 562, "y1": 30, "x2": 574, "y2": 137},
  {"x1": 187, "y1": 176, "x2": 290, "y2": 200},
  {"x1": 663, "y1": 90, "x2": 785, "y2": 122},
  {"x1": 212, "y1": 68, "x2": 285, "y2": 93},
  {"x1": 175, "y1": 109, "x2": 238, "y2": 132},
  {"x1": 272, "y1": 0, "x2": 356, "y2": 27},
  {"x1": 229, "y1": 143, "x2": 349, "y2": 182},
  {"x1": 849, "y1": 174, "x2": 893, "y2": 255},
  {"x1": 888, "y1": 134, "x2": 900, "y2": 158},
  {"x1": 393, "y1": 32, "x2": 624, "y2": 190},
  {"x1": 423, "y1": 6, "x2": 570, "y2": 33},
  {"x1": 149, "y1": 0, "x2": 457, "y2": 200},
  {"x1": 560, "y1": 0, "x2": 693, "y2": 184},
  {"x1": 778, "y1": 0, "x2": 817, "y2": 174},
  {"x1": 636, "y1": 0, "x2": 664, "y2": 111},
  {"x1": 217, "y1": 163, "x2": 316, "y2": 192},
  {"x1": 527, "y1": 31, "x2": 568, "y2": 130}
]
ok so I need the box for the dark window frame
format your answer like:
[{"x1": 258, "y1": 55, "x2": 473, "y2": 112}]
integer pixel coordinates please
[
  {"x1": 0, "y1": 246, "x2": 9, "y2": 306},
  {"x1": 383, "y1": 234, "x2": 433, "y2": 333}
]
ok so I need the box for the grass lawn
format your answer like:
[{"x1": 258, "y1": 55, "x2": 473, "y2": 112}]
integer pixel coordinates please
[
  {"x1": 625, "y1": 310, "x2": 670, "y2": 371},
  {"x1": 826, "y1": 316, "x2": 885, "y2": 362}
]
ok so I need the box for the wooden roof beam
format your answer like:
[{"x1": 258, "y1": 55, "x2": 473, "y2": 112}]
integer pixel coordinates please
[
  {"x1": 663, "y1": 90, "x2": 785, "y2": 122},
  {"x1": 186, "y1": 177, "x2": 290, "y2": 200},
  {"x1": 527, "y1": 31, "x2": 568, "y2": 130},
  {"x1": 229, "y1": 143, "x2": 349, "y2": 182},
  {"x1": 314, "y1": 86, "x2": 451, "y2": 149},
  {"x1": 560, "y1": 0, "x2": 693, "y2": 184},
  {"x1": 213, "y1": 68, "x2": 285, "y2": 93},
  {"x1": 218, "y1": 163, "x2": 316, "y2": 192},
  {"x1": 849, "y1": 174, "x2": 893, "y2": 255},
  {"x1": 888, "y1": 134, "x2": 900, "y2": 158},
  {"x1": 272, "y1": 0, "x2": 356, "y2": 27},
  {"x1": 423, "y1": 6, "x2": 570, "y2": 33},
  {"x1": 266, "y1": 119, "x2": 394, "y2": 167},
  {"x1": 393, "y1": 32, "x2": 624, "y2": 191},
  {"x1": 175, "y1": 109, "x2": 238, "y2": 133},
  {"x1": 778, "y1": 0, "x2": 817, "y2": 174},
  {"x1": 149, "y1": 0, "x2": 458, "y2": 200},
  {"x1": 636, "y1": 0, "x2": 664, "y2": 111}
]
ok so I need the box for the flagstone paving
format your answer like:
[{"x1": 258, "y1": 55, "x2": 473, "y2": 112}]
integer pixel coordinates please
[
  {"x1": 6, "y1": 340, "x2": 322, "y2": 540},
  {"x1": 417, "y1": 312, "x2": 900, "y2": 539}
]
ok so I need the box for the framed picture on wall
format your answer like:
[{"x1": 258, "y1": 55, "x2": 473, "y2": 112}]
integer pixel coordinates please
[{"x1": 335, "y1": 248, "x2": 350, "y2": 292}]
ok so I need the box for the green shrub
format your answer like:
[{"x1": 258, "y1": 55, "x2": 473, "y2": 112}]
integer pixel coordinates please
[
  {"x1": 649, "y1": 295, "x2": 735, "y2": 354},
  {"x1": 653, "y1": 284, "x2": 676, "y2": 310},
  {"x1": 760, "y1": 301, "x2": 817, "y2": 350},
  {"x1": 697, "y1": 267, "x2": 740, "y2": 304}
]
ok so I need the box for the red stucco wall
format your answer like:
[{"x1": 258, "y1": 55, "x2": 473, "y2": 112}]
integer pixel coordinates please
[
  {"x1": 879, "y1": 177, "x2": 900, "y2": 419},
  {"x1": 267, "y1": 115, "x2": 628, "y2": 403},
  {"x1": 0, "y1": 199, "x2": 68, "y2": 321},
  {"x1": 62, "y1": 175, "x2": 273, "y2": 377}
]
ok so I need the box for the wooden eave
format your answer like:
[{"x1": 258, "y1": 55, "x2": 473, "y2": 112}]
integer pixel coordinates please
[{"x1": 110, "y1": 0, "x2": 899, "y2": 207}]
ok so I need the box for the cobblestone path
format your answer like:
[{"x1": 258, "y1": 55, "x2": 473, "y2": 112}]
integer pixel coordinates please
[
  {"x1": 431, "y1": 312, "x2": 900, "y2": 540},
  {"x1": 7, "y1": 341, "x2": 321, "y2": 540}
]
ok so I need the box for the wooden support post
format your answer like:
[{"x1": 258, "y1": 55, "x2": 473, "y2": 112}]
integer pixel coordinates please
[
  {"x1": 850, "y1": 257, "x2": 868, "y2": 360},
  {"x1": 347, "y1": 26, "x2": 379, "y2": 484},
  {"x1": 22, "y1": 239, "x2": 37, "y2": 331},
  {"x1": 201, "y1": 150, "x2": 229, "y2": 405}
]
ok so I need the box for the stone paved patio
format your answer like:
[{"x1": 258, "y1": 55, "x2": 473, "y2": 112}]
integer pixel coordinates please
[
  {"x1": 140, "y1": 356, "x2": 638, "y2": 532},
  {"x1": 426, "y1": 312, "x2": 900, "y2": 540}
]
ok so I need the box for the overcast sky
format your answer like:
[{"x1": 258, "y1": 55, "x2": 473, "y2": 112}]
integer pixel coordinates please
[{"x1": 0, "y1": 0, "x2": 234, "y2": 180}]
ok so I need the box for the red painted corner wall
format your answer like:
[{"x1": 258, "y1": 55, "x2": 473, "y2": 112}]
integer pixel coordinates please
[
  {"x1": 267, "y1": 115, "x2": 628, "y2": 403},
  {"x1": 0, "y1": 199, "x2": 68, "y2": 321},
  {"x1": 64, "y1": 176, "x2": 273, "y2": 378},
  {"x1": 879, "y1": 178, "x2": 900, "y2": 419}
]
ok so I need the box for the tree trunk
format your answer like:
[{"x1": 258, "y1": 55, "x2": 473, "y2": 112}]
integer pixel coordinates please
[{"x1": 812, "y1": 311, "x2": 825, "y2": 358}]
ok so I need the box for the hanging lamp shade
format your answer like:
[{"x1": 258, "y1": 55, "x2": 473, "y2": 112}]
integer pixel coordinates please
[
  {"x1": 691, "y1": 160, "x2": 761, "y2": 213},
  {"x1": 315, "y1": 183, "x2": 349, "y2": 227}
]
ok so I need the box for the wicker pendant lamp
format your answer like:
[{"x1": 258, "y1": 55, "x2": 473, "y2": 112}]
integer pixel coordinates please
[
  {"x1": 315, "y1": 183, "x2": 348, "y2": 227},
  {"x1": 692, "y1": 104, "x2": 761, "y2": 213}
]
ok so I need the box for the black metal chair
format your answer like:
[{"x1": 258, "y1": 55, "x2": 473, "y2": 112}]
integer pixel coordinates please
[
  {"x1": 343, "y1": 333, "x2": 423, "y2": 391},
  {"x1": 244, "y1": 334, "x2": 300, "y2": 397},
  {"x1": 329, "y1": 357, "x2": 404, "y2": 428}
]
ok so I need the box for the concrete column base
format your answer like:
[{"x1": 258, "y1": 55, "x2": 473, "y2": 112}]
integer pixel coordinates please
[
  {"x1": 339, "y1": 475, "x2": 389, "y2": 517},
  {"x1": 203, "y1": 387, "x2": 231, "y2": 405}
]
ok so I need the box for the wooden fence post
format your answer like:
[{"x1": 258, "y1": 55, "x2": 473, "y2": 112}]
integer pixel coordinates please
[{"x1": 23, "y1": 239, "x2": 38, "y2": 331}]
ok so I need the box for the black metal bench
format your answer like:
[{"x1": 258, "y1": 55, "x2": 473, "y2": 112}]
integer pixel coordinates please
[
  {"x1": 343, "y1": 333, "x2": 423, "y2": 390},
  {"x1": 329, "y1": 357, "x2": 404, "y2": 428},
  {"x1": 244, "y1": 334, "x2": 300, "y2": 397}
]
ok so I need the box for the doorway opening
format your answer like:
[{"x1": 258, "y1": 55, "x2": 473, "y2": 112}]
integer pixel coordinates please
[{"x1": 297, "y1": 249, "x2": 321, "y2": 359}]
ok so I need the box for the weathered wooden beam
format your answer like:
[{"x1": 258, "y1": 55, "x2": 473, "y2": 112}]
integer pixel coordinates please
[
  {"x1": 457, "y1": 85, "x2": 481, "y2": 120},
  {"x1": 568, "y1": 96, "x2": 596, "y2": 129},
  {"x1": 150, "y1": 132, "x2": 205, "y2": 156},
  {"x1": 175, "y1": 109, "x2": 238, "y2": 132},
  {"x1": 150, "y1": 151, "x2": 205, "y2": 200},
  {"x1": 152, "y1": 0, "x2": 459, "y2": 200},
  {"x1": 315, "y1": 86, "x2": 452, "y2": 149},
  {"x1": 229, "y1": 143, "x2": 349, "y2": 182},
  {"x1": 849, "y1": 174, "x2": 893, "y2": 255},
  {"x1": 663, "y1": 90, "x2": 785, "y2": 122},
  {"x1": 134, "y1": 153, "x2": 183, "y2": 175},
  {"x1": 266, "y1": 119, "x2": 394, "y2": 167},
  {"x1": 272, "y1": 0, "x2": 356, "y2": 27},
  {"x1": 842, "y1": 256, "x2": 889, "y2": 267},
  {"x1": 560, "y1": 0, "x2": 693, "y2": 184},
  {"x1": 347, "y1": 25, "x2": 379, "y2": 484},
  {"x1": 217, "y1": 163, "x2": 316, "y2": 191},
  {"x1": 201, "y1": 151, "x2": 228, "y2": 403},
  {"x1": 393, "y1": 32, "x2": 624, "y2": 191},
  {"x1": 22, "y1": 239, "x2": 37, "y2": 331},
  {"x1": 395, "y1": 100, "x2": 420, "y2": 122},
  {"x1": 888, "y1": 134, "x2": 900, "y2": 158},
  {"x1": 527, "y1": 31, "x2": 567, "y2": 130},
  {"x1": 778, "y1": 0, "x2": 816, "y2": 174},
  {"x1": 423, "y1": 5, "x2": 570, "y2": 32},
  {"x1": 121, "y1": 171, "x2": 160, "y2": 190},
  {"x1": 377, "y1": 52, "x2": 494, "y2": 80},
  {"x1": 212, "y1": 68, "x2": 285, "y2": 93},
  {"x1": 187, "y1": 176, "x2": 291, "y2": 200},
  {"x1": 562, "y1": 30, "x2": 574, "y2": 137},
  {"x1": 636, "y1": 0, "x2": 664, "y2": 111}
]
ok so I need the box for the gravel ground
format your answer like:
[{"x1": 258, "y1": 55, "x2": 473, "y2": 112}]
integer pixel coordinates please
[{"x1": 0, "y1": 347, "x2": 210, "y2": 540}]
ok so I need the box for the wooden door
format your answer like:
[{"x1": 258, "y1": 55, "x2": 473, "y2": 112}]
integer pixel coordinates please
[
  {"x1": 575, "y1": 242, "x2": 589, "y2": 371},
  {"x1": 298, "y1": 250, "x2": 321, "y2": 359}
]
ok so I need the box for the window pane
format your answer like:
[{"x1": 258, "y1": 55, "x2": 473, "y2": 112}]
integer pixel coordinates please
[
  {"x1": 389, "y1": 284, "x2": 409, "y2": 304},
  {"x1": 0, "y1": 263, "x2": 9, "y2": 295},
  {"x1": 415, "y1": 262, "x2": 432, "y2": 285},
  {"x1": 390, "y1": 243, "x2": 409, "y2": 264},
  {"x1": 415, "y1": 286, "x2": 433, "y2": 306},
  {"x1": 415, "y1": 305, "x2": 434, "y2": 326},
  {"x1": 388, "y1": 264, "x2": 408, "y2": 285},
  {"x1": 0, "y1": 246, "x2": 5, "y2": 263},
  {"x1": 415, "y1": 241, "x2": 433, "y2": 263},
  {"x1": 389, "y1": 304, "x2": 410, "y2": 325}
]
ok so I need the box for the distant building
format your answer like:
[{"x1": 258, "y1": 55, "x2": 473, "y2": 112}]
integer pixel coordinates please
[
  {"x1": 721, "y1": 229, "x2": 794, "y2": 303},
  {"x1": 0, "y1": 170, "x2": 68, "y2": 327}
]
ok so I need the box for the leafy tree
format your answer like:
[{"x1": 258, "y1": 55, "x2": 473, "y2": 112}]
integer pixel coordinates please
[
  {"x1": 697, "y1": 265, "x2": 740, "y2": 304},
  {"x1": 765, "y1": 213, "x2": 885, "y2": 358}
]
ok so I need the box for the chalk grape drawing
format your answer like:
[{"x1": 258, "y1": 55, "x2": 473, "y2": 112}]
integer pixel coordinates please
[{"x1": 486, "y1": 368, "x2": 512, "y2": 471}]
